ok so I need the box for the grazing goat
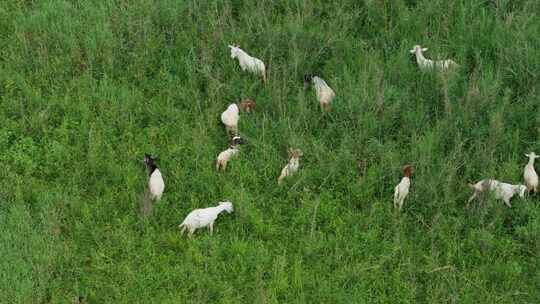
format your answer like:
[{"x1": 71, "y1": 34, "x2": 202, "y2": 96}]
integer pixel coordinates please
[
  {"x1": 220, "y1": 101, "x2": 256, "y2": 138},
  {"x1": 229, "y1": 45, "x2": 267, "y2": 83},
  {"x1": 142, "y1": 154, "x2": 165, "y2": 216},
  {"x1": 393, "y1": 165, "x2": 413, "y2": 211},
  {"x1": 144, "y1": 154, "x2": 165, "y2": 200},
  {"x1": 221, "y1": 103, "x2": 240, "y2": 138},
  {"x1": 278, "y1": 149, "x2": 303, "y2": 185},
  {"x1": 179, "y1": 201, "x2": 234, "y2": 236},
  {"x1": 524, "y1": 152, "x2": 539, "y2": 193},
  {"x1": 467, "y1": 179, "x2": 527, "y2": 208},
  {"x1": 304, "y1": 74, "x2": 336, "y2": 111},
  {"x1": 216, "y1": 136, "x2": 244, "y2": 171},
  {"x1": 409, "y1": 45, "x2": 459, "y2": 71}
]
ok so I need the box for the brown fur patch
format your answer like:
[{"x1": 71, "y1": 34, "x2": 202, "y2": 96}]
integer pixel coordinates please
[
  {"x1": 288, "y1": 148, "x2": 303, "y2": 159},
  {"x1": 239, "y1": 99, "x2": 256, "y2": 113},
  {"x1": 403, "y1": 165, "x2": 413, "y2": 177}
]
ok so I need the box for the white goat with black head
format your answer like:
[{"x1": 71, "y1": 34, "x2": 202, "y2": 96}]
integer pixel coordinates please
[
  {"x1": 229, "y1": 44, "x2": 266, "y2": 83},
  {"x1": 179, "y1": 201, "x2": 234, "y2": 237},
  {"x1": 278, "y1": 148, "x2": 303, "y2": 185},
  {"x1": 304, "y1": 74, "x2": 335, "y2": 111},
  {"x1": 142, "y1": 153, "x2": 165, "y2": 216},
  {"x1": 220, "y1": 101, "x2": 256, "y2": 138},
  {"x1": 216, "y1": 136, "x2": 244, "y2": 171},
  {"x1": 394, "y1": 165, "x2": 413, "y2": 211},
  {"x1": 144, "y1": 154, "x2": 165, "y2": 200},
  {"x1": 467, "y1": 179, "x2": 527, "y2": 208},
  {"x1": 410, "y1": 45, "x2": 459, "y2": 71},
  {"x1": 523, "y1": 152, "x2": 539, "y2": 193}
]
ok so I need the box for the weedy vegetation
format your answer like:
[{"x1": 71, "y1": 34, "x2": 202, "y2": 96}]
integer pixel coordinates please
[{"x1": 1, "y1": 0, "x2": 539, "y2": 303}]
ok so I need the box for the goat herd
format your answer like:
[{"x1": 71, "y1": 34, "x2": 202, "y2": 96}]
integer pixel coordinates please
[{"x1": 141, "y1": 44, "x2": 538, "y2": 237}]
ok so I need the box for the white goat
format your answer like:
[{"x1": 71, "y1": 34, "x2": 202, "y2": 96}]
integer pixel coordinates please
[
  {"x1": 304, "y1": 74, "x2": 335, "y2": 110},
  {"x1": 179, "y1": 201, "x2": 234, "y2": 236},
  {"x1": 229, "y1": 45, "x2": 266, "y2": 83},
  {"x1": 220, "y1": 101, "x2": 256, "y2": 138},
  {"x1": 524, "y1": 152, "x2": 539, "y2": 193},
  {"x1": 142, "y1": 153, "x2": 165, "y2": 217},
  {"x1": 216, "y1": 136, "x2": 244, "y2": 171},
  {"x1": 393, "y1": 165, "x2": 413, "y2": 211},
  {"x1": 144, "y1": 154, "x2": 164, "y2": 201},
  {"x1": 278, "y1": 149, "x2": 303, "y2": 185},
  {"x1": 467, "y1": 179, "x2": 527, "y2": 208},
  {"x1": 221, "y1": 103, "x2": 240, "y2": 137},
  {"x1": 410, "y1": 45, "x2": 458, "y2": 71}
]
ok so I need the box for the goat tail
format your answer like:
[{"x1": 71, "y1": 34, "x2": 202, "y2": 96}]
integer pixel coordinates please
[
  {"x1": 468, "y1": 183, "x2": 475, "y2": 189},
  {"x1": 259, "y1": 61, "x2": 267, "y2": 84}
]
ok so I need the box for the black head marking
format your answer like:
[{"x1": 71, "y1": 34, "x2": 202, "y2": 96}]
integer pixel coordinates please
[
  {"x1": 144, "y1": 153, "x2": 158, "y2": 175},
  {"x1": 232, "y1": 136, "x2": 244, "y2": 145},
  {"x1": 303, "y1": 74, "x2": 313, "y2": 89}
]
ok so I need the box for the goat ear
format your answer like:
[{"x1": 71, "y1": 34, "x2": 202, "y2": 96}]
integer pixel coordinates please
[
  {"x1": 409, "y1": 49, "x2": 416, "y2": 54},
  {"x1": 228, "y1": 45, "x2": 234, "y2": 49},
  {"x1": 422, "y1": 48, "x2": 428, "y2": 52},
  {"x1": 525, "y1": 153, "x2": 530, "y2": 157}
]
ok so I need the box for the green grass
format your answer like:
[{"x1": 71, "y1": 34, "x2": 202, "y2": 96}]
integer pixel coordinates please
[{"x1": 1, "y1": 0, "x2": 540, "y2": 302}]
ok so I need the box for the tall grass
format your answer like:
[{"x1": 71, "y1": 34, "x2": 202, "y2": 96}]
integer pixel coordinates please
[{"x1": 1, "y1": 0, "x2": 539, "y2": 302}]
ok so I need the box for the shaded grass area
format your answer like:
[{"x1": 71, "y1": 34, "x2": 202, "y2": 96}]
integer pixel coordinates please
[{"x1": 1, "y1": 0, "x2": 539, "y2": 302}]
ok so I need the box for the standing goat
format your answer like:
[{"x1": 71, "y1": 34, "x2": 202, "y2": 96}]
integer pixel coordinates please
[
  {"x1": 523, "y1": 152, "x2": 539, "y2": 193},
  {"x1": 410, "y1": 45, "x2": 459, "y2": 71},
  {"x1": 221, "y1": 103, "x2": 240, "y2": 138},
  {"x1": 467, "y1": 179, "x2": 527, "y2": 208},
  {"x1": 304, "y1": 74, "x2": 336, "y2": 111},
  {"x1": 144, "y1": 153, "x2": 165, "y2": 200},
  {"x1": 216, "y1": 136, "x2": 244, "y2": 171},
  {"x1": 220, "y1": 101, "x2": 254, "y2": 138},
  {"x1": 394, "y1": 165, "x2": 413, "y2": 211},
  {"x1": 142, "y1": 154, "x2": 165, "y2": 216},
  {"x1": 229, "y1": 45, "x2": 267, "y2": 83},
  {"x1": 179, "y1": 201, "x2": 234, "y2": 237},
  {"x1": 278, "y1": 149, "x2": 303, "y2": 185}
]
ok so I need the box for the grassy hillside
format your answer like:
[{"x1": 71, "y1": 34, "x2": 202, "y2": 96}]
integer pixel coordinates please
[{"x1": 1, "y1": 0, "x2": 540, "y2": 302}]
